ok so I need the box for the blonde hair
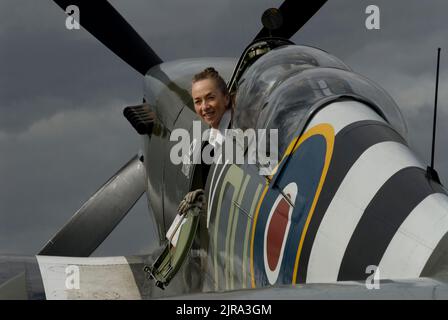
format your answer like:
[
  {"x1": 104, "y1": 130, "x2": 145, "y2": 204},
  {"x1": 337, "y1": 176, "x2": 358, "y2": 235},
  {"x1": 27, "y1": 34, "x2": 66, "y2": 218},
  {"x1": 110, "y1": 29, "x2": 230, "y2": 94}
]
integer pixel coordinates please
[{"x1": 192, "y1": 67, "x2": 229, "y2": 98}]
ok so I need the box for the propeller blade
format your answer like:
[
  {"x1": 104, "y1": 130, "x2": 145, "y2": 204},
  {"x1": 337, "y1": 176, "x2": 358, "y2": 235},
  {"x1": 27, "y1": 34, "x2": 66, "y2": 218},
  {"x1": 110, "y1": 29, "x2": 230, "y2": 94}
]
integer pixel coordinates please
[
  {"x1": 253, "y1": 0, "x2": 327, "y2": 41},
  {"x1": 53, "y1": 0, "x2": 162, "y2": 75},
  {"x1": 39, "y1": 154, "x2": 146, "y2": 257}
]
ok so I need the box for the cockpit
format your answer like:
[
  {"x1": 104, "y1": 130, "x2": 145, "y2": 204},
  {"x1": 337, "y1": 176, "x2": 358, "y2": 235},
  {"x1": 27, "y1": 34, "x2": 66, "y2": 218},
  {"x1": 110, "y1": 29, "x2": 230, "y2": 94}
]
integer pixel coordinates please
[{"x1": 230, "y1": 43, "x2": 408, "y2": 157}]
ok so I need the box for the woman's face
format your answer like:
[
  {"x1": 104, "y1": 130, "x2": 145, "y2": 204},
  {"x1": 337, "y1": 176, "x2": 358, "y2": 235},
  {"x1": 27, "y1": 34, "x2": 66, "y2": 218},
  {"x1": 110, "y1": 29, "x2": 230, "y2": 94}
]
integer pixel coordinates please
[{"x1": 192, "y1": 78, "x2": 229, "y2": 129}]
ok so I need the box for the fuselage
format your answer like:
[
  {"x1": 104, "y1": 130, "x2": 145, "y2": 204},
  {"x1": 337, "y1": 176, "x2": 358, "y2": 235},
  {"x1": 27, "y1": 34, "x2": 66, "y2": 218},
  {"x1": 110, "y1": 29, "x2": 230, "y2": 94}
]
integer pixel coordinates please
[
  {"x1": 3, "y1": 45, "x2": 448, "y2": 300},
  {"x1": 142, "y1": 45, "x2": 448, "y2": 293}
]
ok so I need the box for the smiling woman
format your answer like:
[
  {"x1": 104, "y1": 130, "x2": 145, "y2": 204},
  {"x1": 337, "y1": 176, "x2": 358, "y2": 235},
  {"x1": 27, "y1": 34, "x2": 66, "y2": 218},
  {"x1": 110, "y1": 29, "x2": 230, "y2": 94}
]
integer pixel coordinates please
[{"x1": 191, "y1": 67, "x2": 231, "y2": 129}]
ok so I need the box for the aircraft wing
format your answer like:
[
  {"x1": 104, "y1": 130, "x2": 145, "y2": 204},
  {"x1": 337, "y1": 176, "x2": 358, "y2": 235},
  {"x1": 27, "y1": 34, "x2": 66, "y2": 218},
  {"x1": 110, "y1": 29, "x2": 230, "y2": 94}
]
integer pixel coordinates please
[
  {"x1": 2, "y1": 254, "x2": 448, "y2": 299},
  {"x1": 165, "y1": 277, "x2": 448, "y2": 300},
  {"x1": 0, "y1": 253, "x2": 197, "y2": 300}
]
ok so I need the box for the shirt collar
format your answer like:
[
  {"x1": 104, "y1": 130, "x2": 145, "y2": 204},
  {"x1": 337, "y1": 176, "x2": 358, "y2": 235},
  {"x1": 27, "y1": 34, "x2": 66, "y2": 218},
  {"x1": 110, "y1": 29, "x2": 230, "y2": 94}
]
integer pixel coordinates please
[{"x1": 208, "y1": 109, "x2": 231, "y2": 147}]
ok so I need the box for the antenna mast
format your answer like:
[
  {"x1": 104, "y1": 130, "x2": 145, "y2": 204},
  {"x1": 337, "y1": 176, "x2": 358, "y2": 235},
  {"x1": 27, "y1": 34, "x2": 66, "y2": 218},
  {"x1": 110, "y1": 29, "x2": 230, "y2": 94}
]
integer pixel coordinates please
[{"x1": 427, "y1": 48, "x2": 442, "y2": 184}]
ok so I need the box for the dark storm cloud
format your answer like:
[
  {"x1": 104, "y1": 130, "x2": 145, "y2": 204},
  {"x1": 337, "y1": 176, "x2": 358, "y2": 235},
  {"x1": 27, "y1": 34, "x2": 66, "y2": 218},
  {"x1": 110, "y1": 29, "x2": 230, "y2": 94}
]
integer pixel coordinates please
[
  {"x1": 0, "y1": 0, "x2": 281, "y2": 133},
  {"x1": 0, "y1": 101, "x2": 149, "y2": 253},
  {"x1": 0, "y1": 0, "x2": 147, "y2": 254},
  {"x1": 0, "y1": 0, "x2": 279, "y2": 255},
  {"x1": 1, "y1": 0, "x2": 448, "y2": 256},
  {"x1": 0, "y1": 1, "x2": 141, "y2": 133},
  {"x1": 292, "y1": 0, "x2": 448, "y2": 174}
]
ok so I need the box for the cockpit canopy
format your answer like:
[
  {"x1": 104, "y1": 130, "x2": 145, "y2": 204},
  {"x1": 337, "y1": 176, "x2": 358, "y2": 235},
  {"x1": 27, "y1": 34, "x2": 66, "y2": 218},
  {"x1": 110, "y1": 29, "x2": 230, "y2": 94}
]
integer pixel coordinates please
[{"x1": 233, "y1": 45, "x2": 407, "y2": 157}]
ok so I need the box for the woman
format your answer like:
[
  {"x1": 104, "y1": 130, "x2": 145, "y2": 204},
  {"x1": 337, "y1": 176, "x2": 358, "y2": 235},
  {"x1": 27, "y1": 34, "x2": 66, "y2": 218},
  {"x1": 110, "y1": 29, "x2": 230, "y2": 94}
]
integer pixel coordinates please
[
  {"x1": 177, "y1": 67, "x2": 231, "y2": 215},
  {"x1": 191, "y1": 67, "x2": 231, "y2": 130}
]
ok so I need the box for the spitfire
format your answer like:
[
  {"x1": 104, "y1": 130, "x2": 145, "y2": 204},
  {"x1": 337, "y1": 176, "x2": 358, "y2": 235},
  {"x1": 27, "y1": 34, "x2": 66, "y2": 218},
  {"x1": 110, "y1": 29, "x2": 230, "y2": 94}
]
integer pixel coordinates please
[{"x1": 2, "y1": 0, "x2": 448, "y2": 300}]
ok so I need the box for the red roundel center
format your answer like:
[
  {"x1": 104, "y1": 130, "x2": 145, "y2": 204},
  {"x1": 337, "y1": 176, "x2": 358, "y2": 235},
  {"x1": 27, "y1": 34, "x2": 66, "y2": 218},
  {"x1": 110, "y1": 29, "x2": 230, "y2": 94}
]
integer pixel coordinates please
[{"x1": 266, "y1": 195, "x2": 291, "y2": 271}]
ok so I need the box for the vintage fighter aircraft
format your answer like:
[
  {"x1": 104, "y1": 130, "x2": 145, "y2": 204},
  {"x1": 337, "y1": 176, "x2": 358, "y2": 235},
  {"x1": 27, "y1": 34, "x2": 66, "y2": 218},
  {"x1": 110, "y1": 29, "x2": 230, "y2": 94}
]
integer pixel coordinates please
[{"x1": 1, "y1": 0, "x2": 448, "y2": 299}]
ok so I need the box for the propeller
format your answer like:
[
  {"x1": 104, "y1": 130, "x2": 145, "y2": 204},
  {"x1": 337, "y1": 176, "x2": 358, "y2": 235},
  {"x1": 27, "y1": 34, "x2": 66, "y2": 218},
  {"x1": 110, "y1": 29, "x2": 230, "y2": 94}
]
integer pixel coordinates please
[
  {"x1": 41, "y1": 1, "x2": 331, "y2": 258},
  {"x1": 39, "y1": 155, "x2": 146, "y2": 257},
  {"x1": 53, "y1": 0, "x2": 162, "y2": 75},
  {"x1": 254, "y1": 0, "x2": 328, "y2": 41}
]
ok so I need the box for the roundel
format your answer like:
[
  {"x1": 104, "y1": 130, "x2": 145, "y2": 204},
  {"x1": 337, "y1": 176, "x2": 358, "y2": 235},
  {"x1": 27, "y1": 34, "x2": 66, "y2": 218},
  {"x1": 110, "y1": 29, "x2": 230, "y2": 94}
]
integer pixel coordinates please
[{"x1": 263, "y1": 182, "x2": 298, "y2": 284}]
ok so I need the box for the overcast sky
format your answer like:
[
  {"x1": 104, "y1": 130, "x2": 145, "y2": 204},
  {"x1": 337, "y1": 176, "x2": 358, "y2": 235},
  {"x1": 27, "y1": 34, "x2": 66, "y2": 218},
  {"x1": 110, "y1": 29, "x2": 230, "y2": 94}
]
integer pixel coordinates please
[{"x1": 1, "y1": 0, "x2": 448, "y2": 256}]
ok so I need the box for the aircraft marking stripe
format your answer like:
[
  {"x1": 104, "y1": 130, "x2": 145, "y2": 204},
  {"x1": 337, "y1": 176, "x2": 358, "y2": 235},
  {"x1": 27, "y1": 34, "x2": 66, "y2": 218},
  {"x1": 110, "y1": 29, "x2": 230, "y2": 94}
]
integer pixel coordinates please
[
  {"x1": 378, "y1": 193, "x2": 448, "y2": 280},
  {"x1": 212, "y1": 162, "x2": 231, "y2": 290},
  {"x1": 337, "y1": 167, "x2": 446, "y2": 281},
  {"x1": 243, "y1": 183, "x2": 262, "y2": 289},
  {"x1": 214, "y1": 165, "x2": 244, "y2": 290},
  {"x1": 267, "y1": 101, "x2": 385, "y2": 178},
  {"x1": 224, "y1": 180, "x2": 239, "y2": 290},
  {"x1": 226, "y1": 175, "x2": 250, "y2": 290},
  {"x1": 306, "y1": 141, "x2": 424, "y2": 283},
  {"x1": 422, "y1": 230, "x2": 448, "y2": 276},
  {"x1": 250, "y1": 184, "x2": 269, "y2": 288},
  {"x1": 291, "y1": 124, "x2": 335, "y2": 284},
  {"x1": 306, "y1": 100, "x2": 386, "y2": 135},
  {"x1": 231, "y1": 176, "x2": 260, "y2": 289},
  {"x1": 295, "y1": 120, "x2": 406, "y2": 283},
  {"x1": 207, "y1": 155, "x2": 228, "y2": 228}
]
